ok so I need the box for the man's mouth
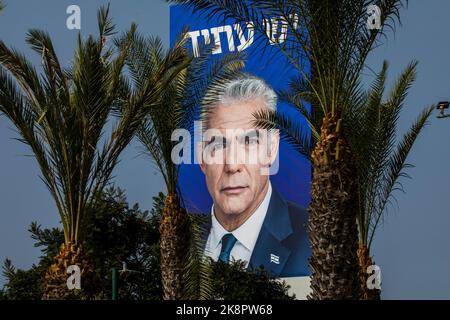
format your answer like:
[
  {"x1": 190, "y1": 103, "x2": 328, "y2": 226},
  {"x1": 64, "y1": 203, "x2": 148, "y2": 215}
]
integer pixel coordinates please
[{"x1": 221, "y1": 186, "x2": 248, "y2": 195}]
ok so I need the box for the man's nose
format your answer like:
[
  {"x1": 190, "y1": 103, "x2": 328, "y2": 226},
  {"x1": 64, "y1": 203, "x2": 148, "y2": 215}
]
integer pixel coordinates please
[{"x1": 224, "y1": 139, "x2": 244, "y2": 173}]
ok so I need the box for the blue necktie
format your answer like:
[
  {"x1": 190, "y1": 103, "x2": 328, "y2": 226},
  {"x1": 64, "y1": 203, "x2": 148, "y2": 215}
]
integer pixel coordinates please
[{"x1": 218, "y1": 233, "x2": 237, "y2": 263}]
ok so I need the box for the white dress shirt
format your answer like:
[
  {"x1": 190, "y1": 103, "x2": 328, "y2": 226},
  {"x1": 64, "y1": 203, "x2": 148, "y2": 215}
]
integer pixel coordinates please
[{"x1": 204, "y1": 182, "x2": 272, "y2": 267}]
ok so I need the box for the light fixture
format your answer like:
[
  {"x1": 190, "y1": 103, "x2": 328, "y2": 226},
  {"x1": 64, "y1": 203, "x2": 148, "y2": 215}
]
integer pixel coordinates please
[{"x1": 437, "y1": 101, "x2": 450, "y2": 119}]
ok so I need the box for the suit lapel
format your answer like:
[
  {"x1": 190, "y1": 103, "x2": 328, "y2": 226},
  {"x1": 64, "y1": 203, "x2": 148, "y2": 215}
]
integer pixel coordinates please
[{"x1": 248, "y1": 187, "x2": 293, "y2": 277}]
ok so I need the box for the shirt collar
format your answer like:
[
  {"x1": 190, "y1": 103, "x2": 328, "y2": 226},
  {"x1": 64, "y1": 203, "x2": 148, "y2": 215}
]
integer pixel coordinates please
[{"x1": 210, "y1": 182, "x2": 272, "y2": 252}]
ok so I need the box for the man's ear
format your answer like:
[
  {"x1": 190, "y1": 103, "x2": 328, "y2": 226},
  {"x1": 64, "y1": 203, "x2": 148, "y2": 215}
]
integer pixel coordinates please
[
  {"x1": 259, "y1": 129, "x2": 279, "y2": 176},
  {"x1": 269, "y1": 129, "x2": 280, "y2": 165}
]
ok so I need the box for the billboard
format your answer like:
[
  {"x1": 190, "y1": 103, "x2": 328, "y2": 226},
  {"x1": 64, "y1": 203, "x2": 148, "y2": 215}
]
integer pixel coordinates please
[{"x1": 170, "y1": 4, "x2": 311, "y2": 277}]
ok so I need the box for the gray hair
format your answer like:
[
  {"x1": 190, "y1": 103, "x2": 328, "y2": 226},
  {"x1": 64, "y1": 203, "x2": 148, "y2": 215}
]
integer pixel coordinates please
[
  {"x1": 203, "y1": 74, "x2": 277, "y2": 115},
  {"x1": 199, "y1": 75, "x2": 279, "y2": 151},
  {"x1": 208, "y1": 75, "x2": 277, "y2": 112}
]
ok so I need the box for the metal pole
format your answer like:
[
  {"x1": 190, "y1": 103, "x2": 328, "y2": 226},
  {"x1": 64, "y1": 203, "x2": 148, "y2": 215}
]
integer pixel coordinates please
[{"x1": 111, "y1": 267, "x2": 118, "y2": 300}]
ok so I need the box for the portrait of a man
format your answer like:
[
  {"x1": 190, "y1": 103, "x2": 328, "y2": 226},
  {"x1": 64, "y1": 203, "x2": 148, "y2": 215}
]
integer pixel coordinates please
[{"x1": 198, "y1": 75, "x2": 311, "y2": 277}]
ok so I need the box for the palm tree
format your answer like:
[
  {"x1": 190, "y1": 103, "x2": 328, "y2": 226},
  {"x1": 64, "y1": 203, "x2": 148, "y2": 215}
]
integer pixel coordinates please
[
  {"x1": 257, "y1": 42, "x2": 433, "y2": 301},
  {"x1": 129, "y1": 32, "x2": 245, "y2": 299},
  {"x1": 167, "y1": 0, "x2": 408, "y2": 299},
  {"x1": 0, "y1": 6, "x2": 188, "y2": 299},
  {"x1": 345, "y1": 61, "x2": 434, "y2": 299}
]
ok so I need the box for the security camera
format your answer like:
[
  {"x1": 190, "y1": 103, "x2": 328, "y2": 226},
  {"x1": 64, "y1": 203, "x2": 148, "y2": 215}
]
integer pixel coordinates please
[{"x1": 437, "y1": 101, "x2": 450, "y2": 118}]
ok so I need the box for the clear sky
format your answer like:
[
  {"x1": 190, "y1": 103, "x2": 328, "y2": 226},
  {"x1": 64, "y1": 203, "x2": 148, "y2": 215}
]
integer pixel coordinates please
[{"x1": 0, "y1": 0, "x2": 449, "y2": 299}]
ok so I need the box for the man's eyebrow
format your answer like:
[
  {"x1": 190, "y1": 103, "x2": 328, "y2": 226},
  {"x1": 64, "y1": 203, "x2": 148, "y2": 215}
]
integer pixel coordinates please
[{"x1": 238, "y1": 129, "x2": 260, "y2": 139}]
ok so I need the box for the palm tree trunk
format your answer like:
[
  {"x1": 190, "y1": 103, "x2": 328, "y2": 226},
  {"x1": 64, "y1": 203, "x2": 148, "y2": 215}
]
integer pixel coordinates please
[
  {"x1": 160, "y1": 192, "x2": 189, "y2": 300},
  {"x1": 308, "y1": 112, "x2": 361, "y2": 299},
  {"x1": 42, "y1": 241, "x2": 95, "y2": 300},
  {"x1": 358, "y1": 244, "x2": 381, "y2": 300}
]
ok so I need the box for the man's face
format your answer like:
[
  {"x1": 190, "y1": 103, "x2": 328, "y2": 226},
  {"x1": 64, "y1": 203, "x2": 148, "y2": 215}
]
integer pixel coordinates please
[{"x1": 199, "y1": 98, "x2": 279, "y2": 218}]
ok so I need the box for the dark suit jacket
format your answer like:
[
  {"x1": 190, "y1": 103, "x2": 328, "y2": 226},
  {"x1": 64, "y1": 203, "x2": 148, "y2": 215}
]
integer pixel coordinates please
[{"x1": 203, "y1": 187, "x2": 311, "y2": 277}]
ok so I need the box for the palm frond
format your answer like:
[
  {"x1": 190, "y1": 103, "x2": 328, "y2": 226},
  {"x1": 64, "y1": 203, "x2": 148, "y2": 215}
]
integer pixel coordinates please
[
  {"x1": 179, "y1": 46, "x2": 245, "y2": 131},
  {"x1": 368, "y1": 105, "x2": 434, "y2": 248},
  {"x1": 345, "y1": 66, "x2": 387, "y2": 244},
  {"x1": 98, "y1": 4, "x2": 116, "y2": 43},
  {"x1": 0, "y1": 66, "x2": 70, "y2": 239},
  {"x1": 138, "y1": 118, "x2": 170, "y2": 187},
  {"x1": 345, "y1": 61, "x2": 432, "y2": 249},
  {"x1": 253, "y1": 109, "x2": 314, "y2": 160},
  {"x1": 126, "y1": 31, "x2": 189, "y2": 194},
  {"x1": 183, "y1": 214, "x2": 213, "y2": 300},
  {"x1": 277, "y1": 85, "x2": 320, "y2": 140},
  {"x1": 0, "y1": 40, "x2": 47, "y2": 115},
  {"x1": 363, "y1": 62, "x2": 417, "y2": 228},
  {"x1": 199, "y1": 54, "x2": 246, "y2": 124}
]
